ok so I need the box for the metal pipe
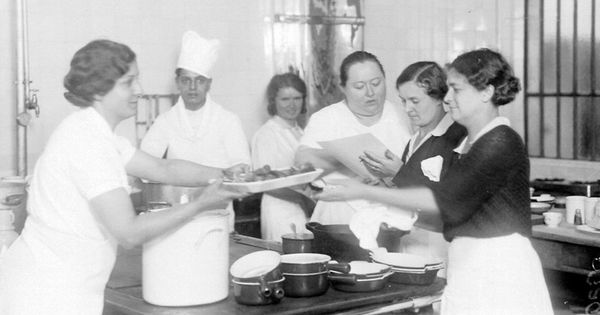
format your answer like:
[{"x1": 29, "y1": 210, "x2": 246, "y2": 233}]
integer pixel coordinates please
[{"x1": 15, "y1": 0, "x2": 28, "y2": 176}]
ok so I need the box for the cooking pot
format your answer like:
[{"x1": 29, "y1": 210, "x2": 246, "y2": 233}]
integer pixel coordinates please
[
  {"x1": 139, "y1": 180, "x2": 206, "y2": 205},
  {"x1": 281, "y1": 232, "x2": 314, "y2": 254},
  {"x1": 0, "y1": 177, "x2": 27, "y2": 234},
  {"x1": 143, "y1": 209, "x2": 230, "y2": 306},
  {"x1": 280, "y1": 253, "x2": 350, "y2": 297},
  {"x1": 328, "y1": 261, "x2": 393, "y2": 292},
  {"x1": 230, "y1": 250, "x2": 285, "y2": 305},
  {"x1": 306, "y1": 222, "x2": 408, "y2": 262}
]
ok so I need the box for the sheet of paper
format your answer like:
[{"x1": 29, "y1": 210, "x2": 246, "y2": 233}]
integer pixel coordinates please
[{"x1": 318, "y1": 133, "x2": 390, "y2": 179}]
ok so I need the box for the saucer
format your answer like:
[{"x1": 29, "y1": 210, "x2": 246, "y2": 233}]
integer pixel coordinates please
[{"x1": 532, "y1": 195, "x2": 555, "y2": 203}]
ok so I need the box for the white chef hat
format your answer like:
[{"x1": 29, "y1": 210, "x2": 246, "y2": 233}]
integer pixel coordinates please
[{"x1": 176, "y1": 31, "x2": 220, "y2": 78}]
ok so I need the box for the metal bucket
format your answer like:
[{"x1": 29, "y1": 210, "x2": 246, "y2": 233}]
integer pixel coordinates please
[{"x1": 139, "y1": 181, "x2": 206, "y2": 205}]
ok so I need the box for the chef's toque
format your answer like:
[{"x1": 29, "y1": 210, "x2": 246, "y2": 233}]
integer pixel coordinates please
[{"x1": 176, "y1": 31, "x2": 220, "y2": 78}]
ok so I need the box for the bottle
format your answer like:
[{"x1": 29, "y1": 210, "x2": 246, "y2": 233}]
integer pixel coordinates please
[{"x1": 574, "y1": 209, "x2": 583, "y2": 225}]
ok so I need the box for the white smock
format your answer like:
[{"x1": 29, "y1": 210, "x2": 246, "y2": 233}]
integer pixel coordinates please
[
  {"x1": 399, "y1": 114, "x2": 455, "y2": 278},
  {"x1": 141, "y1": 95, "x2": 251, "y2": 230},
  {"x1": 251, "y1": 116, "x2": 309, "y2": 241},
  {"x1": 0, "y1": 107, "x2": 135, "y2": 315},
  {"x1": 440, "y1": 117, "x2": 552, "y2": 315},
  {"x1": 300, "y1": 100, "x2": 412, "y2": 224}
]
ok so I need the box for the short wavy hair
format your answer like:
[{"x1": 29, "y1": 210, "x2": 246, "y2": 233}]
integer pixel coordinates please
[
  {"x1": 266, "y1": 73, "x2": 307, "y2": 116},
  {"x1": 396, "y1": 61, "x2": 447, "y2": 101},
  {"x1": 339, "y1": 51, "x2": 385, "y2": 87},
  {"x1": 63, "y1": 39, "x2": 136, "y2": 107},
  {"x1": 447, "y1": 48, "x2": 521, "y2": 106}
]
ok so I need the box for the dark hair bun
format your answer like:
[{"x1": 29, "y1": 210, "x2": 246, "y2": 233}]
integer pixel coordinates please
[{"x1": 493, "y1": 75, "x2": 521, "y2": 106}]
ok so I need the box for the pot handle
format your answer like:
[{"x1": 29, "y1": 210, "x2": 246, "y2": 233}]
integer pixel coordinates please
[
  {"x1": 194, "y1": 227, "x2": 226, "y2": 250},
  {"x1": 259, "y1": 277, "x2": 272, "y2": 298},
  {"x1": 305, "y1": 221, "x2": 323, "y2": 232},
  {"x1": 272, "y1": 286, "x2": 285, "y2": 303},
  {"x1": 328, "y1": 262, "x2": 351, "y2": 274},
  {"x1": 328, "y1": 273, "x2": 357, "y2": 284}
]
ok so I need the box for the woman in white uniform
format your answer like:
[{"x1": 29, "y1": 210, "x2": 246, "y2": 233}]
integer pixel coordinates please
[
  {"x1": 317, "y1": 49, "x2": 552, "y2": 314},
  {"x1": 295, "y1": 51, "x2": 412, "y2": 225},
  {"x1": 251, "y1": 73, "x2": 313, "y2": 241},
  {"x1": 0, "y1": 40, "x2": 246, "y2": 315}
]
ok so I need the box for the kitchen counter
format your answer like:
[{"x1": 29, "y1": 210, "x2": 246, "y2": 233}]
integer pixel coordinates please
[
  {"x1": 104, "y1": 234, "x2": 444, "y2": 315},
  {"x1": 531, "y1": 214, "x2": 600, "y2": 275}
]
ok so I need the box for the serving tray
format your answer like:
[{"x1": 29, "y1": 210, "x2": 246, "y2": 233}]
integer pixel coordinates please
[{"x1": 223, "y1": 169, "x2": 323, "y2": 193}]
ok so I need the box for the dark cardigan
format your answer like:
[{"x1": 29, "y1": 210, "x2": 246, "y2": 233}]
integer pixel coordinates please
[
  {"x1": 392, "y1": 122, "x2": 467, "y2": 188},
  {"x1": 430, "y1": 125, "x2": 532, "y2": 242}
]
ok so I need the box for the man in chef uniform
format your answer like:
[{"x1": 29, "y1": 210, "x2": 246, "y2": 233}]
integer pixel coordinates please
[{"x1": 141, "y1": 31, "x2": 251, "y2": 230}]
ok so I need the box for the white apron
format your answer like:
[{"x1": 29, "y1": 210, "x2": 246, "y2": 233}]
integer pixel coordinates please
[
  {"x1": 441, "y1": 233, "x2": 553, "y2": 315},
  {"x1": 0, "y1": 218, "x2": 116, "y2": 315}
]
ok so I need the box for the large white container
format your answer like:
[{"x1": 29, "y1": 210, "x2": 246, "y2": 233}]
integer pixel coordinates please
[{"x1": 143, "y1": 209, "x2": 230, "y2": 306}]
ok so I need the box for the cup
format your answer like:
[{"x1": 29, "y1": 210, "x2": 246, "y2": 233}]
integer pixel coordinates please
[
  {"x1": 543, "y1": 212, "x2": 563, "y2": 227},
  {"x1": 585, "y1": 197, "x2": 600, "y2": 225},
  {"x1": 566, "y1": 196, "x2": 586, "y2": 224},
  {"x1": 0, "y1": 209, "x2": 15, "y2": 229},
  {"x1": 281, "y1": 233, "x2": 314, "y2": 254}
]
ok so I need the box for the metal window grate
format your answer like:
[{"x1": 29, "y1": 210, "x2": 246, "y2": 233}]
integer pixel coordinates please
[{"x1": 524, "y1": 0, "x2": 600, "y2": 160}]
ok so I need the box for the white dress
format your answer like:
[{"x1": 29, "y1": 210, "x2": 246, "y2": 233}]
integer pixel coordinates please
[
  {"x1": 300, "y1": 100, "x2": 412, "y2": 224},
  {"x1": 141, "y1": 95, "x2": 251, "y2": 230},
  {"x1": 0, "y1": 107, "x2": 136, "y2": 315},
  {"x1": 251, "y1": 116, "x2": 309, "y2": 241}
]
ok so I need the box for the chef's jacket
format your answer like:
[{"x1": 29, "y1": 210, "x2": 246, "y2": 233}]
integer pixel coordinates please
[
  {"x1": 141, "y1": 95, "x2": 250, "y2": 168},
  {"x1": 0, "y1": 107, "x2": 135, "y2": 314}
]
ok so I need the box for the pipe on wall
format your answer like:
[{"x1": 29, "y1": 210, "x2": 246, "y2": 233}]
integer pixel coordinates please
[{"x1": 15, "y1": 0, "x2": 29, "y2": 176}]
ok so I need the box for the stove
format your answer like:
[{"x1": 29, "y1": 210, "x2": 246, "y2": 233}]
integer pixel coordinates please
[{"x1": 530, "y1": 178, "x2": 600, "y2": 197}]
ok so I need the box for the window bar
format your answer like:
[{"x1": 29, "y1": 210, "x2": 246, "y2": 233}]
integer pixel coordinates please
[
  {"x1": 556, "y1": 0, "x2": 562, "y2": 158},
  {"x1": 539, "y1": 0, "x2": 545, "y2": 157},
  {"x1": 572, "y1": 0, "x2": 579, "y2": 159},
  {"x1": 524, "y1": 0, "x2": 529, "y2": 147},
  {"x1": 591, "y1": 0, "x2": 597, "y2": 160}
]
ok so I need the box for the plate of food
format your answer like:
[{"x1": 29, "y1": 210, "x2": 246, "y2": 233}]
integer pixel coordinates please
[{"x1": 222, "y1": 164, "x2": 323, "y2": 193}]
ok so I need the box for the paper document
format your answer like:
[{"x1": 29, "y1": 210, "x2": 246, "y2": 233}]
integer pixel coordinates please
[{"x1": 318, "y1": 133, "x2": 390, "y2": 179}]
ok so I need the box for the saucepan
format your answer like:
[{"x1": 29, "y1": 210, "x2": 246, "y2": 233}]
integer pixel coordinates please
[
  {"x1": 230, "y1": 250, "x2": 285, "y2": 305},
  {"x1": 371, "y1": 252, "x2": 443, "y2": 285},
  {"x1": 281, "y1": 232, "x2": 314, "y2": 254},
  {"x1": 306, "y1": 222, "x2": 408, "y2": 262},
  {"x1": 280, "y1": 253, "x2": 350, "y2": 297},
  {"x1": 328, "y1": 261, "x2": 393, "y2": 292}
]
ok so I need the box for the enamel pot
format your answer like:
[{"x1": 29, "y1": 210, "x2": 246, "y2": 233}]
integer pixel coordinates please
[
  {"x1": 328, "y1": 261, "x2": 393, "y2": 293},
  {"x1": 230, "y1": 250, "x2": 285, "y2": 305},
  {"x1": 280, "y1": 253, "x2": 350, "y2": 297}
]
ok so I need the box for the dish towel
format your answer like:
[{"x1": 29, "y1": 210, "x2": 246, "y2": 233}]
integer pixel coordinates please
[{"x1": 347, "y1": 200, "x2": 417, "y2": 250}]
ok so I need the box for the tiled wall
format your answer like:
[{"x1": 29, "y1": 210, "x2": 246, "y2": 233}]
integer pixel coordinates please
[{"x1": 0, "y1": 0, "x2": 595, "y2": 179}]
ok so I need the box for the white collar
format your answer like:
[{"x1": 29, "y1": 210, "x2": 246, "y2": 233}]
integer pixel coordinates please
[
  {"x1": 454, "y1": 116, "x2": 510, "y2": 154},
  {"x1": 406, "y1": 113, "x2": 454, "y2": 159},
  {"x1": 430, "y1": 113, "x2": 455, "y2": 137},
  {"x1": 272, "y1": 115, "x2": 299, "y2": 130}
]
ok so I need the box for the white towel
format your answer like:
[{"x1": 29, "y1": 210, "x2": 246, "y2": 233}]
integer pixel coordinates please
[
  {"x1": 348, "y1": 200, "x2": 417, "y2": 250},
  {"x1": 420, "y1": 155, "x2": 443, "y2": 182}
]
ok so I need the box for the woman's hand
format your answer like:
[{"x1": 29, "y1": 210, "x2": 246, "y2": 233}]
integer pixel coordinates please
[
  {"x1": 196, "y1": 179, "x2": 249, "y2": 210},
  {"x1": 359, "y1": 150, "x2": 402, "y2": 178},
  {"x1": 314, "y1": 178, "x2": 369, "y2": 201}
]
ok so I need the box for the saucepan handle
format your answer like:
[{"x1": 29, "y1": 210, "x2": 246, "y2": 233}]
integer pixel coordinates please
[
  {"x1": 305, "y1": 221, "x2": 323, "y2": 233},
  {"x1": 328, "y1": 262, "x2": 351, "y2": 274},
  {"x1": 328, "y1": 273, "x2": 357, "y2": 284}
]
